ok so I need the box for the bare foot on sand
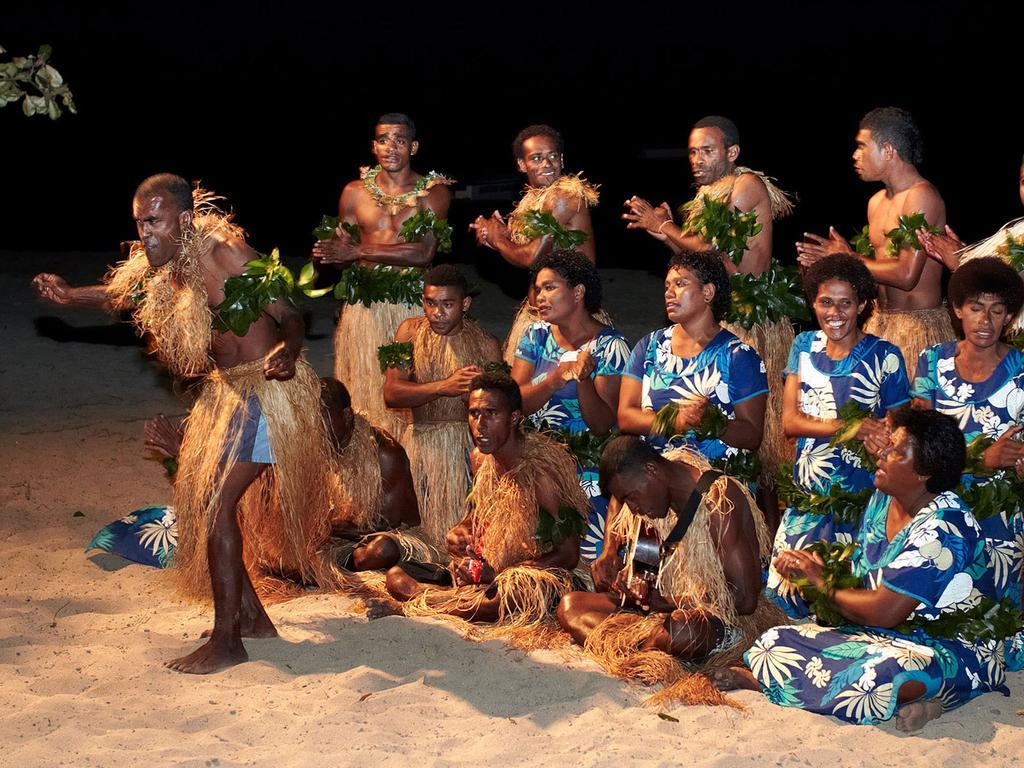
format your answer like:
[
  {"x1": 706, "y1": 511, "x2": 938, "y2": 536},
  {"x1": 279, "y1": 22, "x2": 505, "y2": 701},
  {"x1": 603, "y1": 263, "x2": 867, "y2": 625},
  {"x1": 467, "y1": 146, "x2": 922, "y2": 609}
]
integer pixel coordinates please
[
  {"x1": 166, "y1": 637, "x2": 248, "y2": 674},
  {"x1": 201, "y1": 609, "x2": 278, "y2": 639},
  {"x1": 366, "y1": 598, "x2": 405, "y2": 620},
  {"x1": 709, "y1": 666, "x2": 760, "y2": 692},
  {"x1": 895, "y1": 700, "x2": 943, "y2": 732}
]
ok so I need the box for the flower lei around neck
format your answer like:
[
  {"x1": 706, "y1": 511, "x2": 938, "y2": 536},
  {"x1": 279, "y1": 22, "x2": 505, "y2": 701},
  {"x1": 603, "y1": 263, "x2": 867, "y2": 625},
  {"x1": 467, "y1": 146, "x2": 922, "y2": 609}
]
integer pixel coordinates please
[{"x1": 360, "y1": 165, "x2": 454, "y2": 212}]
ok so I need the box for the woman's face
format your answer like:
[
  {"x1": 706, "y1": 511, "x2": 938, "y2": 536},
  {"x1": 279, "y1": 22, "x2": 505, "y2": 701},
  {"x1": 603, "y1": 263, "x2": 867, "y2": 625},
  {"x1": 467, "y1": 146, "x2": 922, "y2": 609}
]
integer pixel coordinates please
[
  {"x1": 955, "y1": 293, "x2": 1011, "y2": 351},
  {"x1": 534, "y1": 268, "x2": 581, "y2": 324},
  {"x1": 664, "y1": 265, "x2": 712, "y2": 325},
  {"x1": 875, "y1": 427, "x2": 925, "y2": 497},
  {"x1": 813, "y1": 278, "x2": 865, "y2": 344}
]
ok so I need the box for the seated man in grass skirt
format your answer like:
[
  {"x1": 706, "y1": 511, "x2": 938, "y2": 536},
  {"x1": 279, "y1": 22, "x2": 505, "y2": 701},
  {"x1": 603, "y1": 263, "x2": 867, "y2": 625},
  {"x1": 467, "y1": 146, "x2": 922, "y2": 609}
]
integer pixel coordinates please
[
  {"x1": 380, "y1": 372, "x2": 590, "y2": 627},
  {"x1": 623, "y1": 116, "x2": 797, "y2": 519},
  {"x1": 313, "y1": 112, "x2": 453, "y2": 440},
  {"x1": 33, "y1": 173, "x2": 334, "y2": 674},
  {"x1": 381, "y1": 265, "x2": 502, "y2": 550},
  {"x1": 470, "y1": 124, "x2": 600, "y2": 364},
  {"x1": 556, "y1": 436, "x2": 784, "y2": 705}
]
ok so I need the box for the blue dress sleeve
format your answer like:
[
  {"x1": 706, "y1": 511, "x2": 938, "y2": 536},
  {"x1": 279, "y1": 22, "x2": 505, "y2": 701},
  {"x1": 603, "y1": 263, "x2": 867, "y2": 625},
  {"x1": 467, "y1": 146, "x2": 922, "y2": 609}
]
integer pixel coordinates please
[
  {"x1": 594, "y1": 330, "x2": 632, "y2": 377},
  {"x1": 909, "y1": 345, "x2": 938, "y2": 405},
  {"x1": 879, "y1": 343, "x2": 911, "y2": 411},
  {"x1": 515, "y1": 322, "x2": 544, "y2": 365},
  {"x1": 880, "y1": 509, "x2": 971, "y2": 607},
  {"x1": 783, "y1": 332, "x2": 808, "y2": 381},
  {"x1": 728, "y1": 342, "x2": 769, "y2": 404},
  {"x1": 624, "y1": 332, "x2": 653, "y2": 382}
]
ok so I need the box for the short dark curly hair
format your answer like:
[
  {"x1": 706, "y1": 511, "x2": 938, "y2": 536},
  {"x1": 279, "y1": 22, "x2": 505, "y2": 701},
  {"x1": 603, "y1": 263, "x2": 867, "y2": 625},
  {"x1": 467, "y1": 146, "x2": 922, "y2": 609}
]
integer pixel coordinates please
[
  {"x1": 891, "y1": 409, "x2": 965, "y2": 493},
  {"x1": 948, "y1": 257, "x2": 1024, "y2": 317},
  {"x1": 375, "y1": 112, "x2": 416, "y2": 139},
  {"x1": 803, "y1": 253, "x2": 877, "y2": 326},
  {"x1": 513, "y1": 124, "x2": 563, "y2": 160},
  {"x1": 692, "y1": 115, "x2": 740, "y2": 149},
  {"x1": 469, "y1": 371, "x2": 522, "y2": 414},
  {"x1": 530, "y1": 249, "x2": 603, "y2": 313},
  {"x1": 667, "y1": 250, "x2": 731, "y2": 322},
  {"x1": 424, "y1": 264, "x2": 470, "y2": 298},
  {"x1": 598, "y1": 435, "x2": 665, "y2": 498},
  {"x1": 134, "y1": 173, "x2": 193, "y2": 214},
  {"x1": 859, "y1": 107, "x2": 924, "y2": 166}
]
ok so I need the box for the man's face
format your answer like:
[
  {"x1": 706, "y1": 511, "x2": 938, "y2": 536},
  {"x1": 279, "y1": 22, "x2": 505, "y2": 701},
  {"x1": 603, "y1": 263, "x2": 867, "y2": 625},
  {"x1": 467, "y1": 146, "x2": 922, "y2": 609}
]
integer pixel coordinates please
[
  {"x1": 468, "y1": 389, "x2": 519, "y2": 455},
  {"x1": 955, "y1": 293, "x2": 1011, "y2": 351},
  {"x1": 852, "y1": 129, "x2": 886, "y2": 181},
  {"x1": 133, "y1": 194, "x2": 186, "y2": 267},
  {"x1": 373, "y1": 123, "x2": 417, "y2": 173},
  {"x1": 608, "y1": 465, "x2": 670, "y2": 520},
  {"x1": 517, "y1": 135, "x2": 563, "y2": 188},
  {"x1": 688, "y1": 127, "x2": 734, "y2": 186},
  {"x1": 423, "y1": 284, "x2": 469, "y2": 336}
]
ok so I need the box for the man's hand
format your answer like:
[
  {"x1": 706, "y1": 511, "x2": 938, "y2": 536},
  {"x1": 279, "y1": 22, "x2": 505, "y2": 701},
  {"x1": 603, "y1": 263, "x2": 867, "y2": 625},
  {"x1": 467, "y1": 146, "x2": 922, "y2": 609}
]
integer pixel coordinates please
[
  {"x1": 591, "y1": 549, "x2": 622, "y2": 593},
  {"x1": 33, "y1": 273, "x2": 73, "y2": 305},
  {"x1": 311, "y1": 231, "x2": 359, "y2": 265},
  {"x1": 796, "y1": 228, "x2": 855, "y2": 267},
  {"x1": 144, "y1": 415, "x2": 183, "y2": 459},
  {"x1": 438, "y1": 365, "x2": 482, "y2": 397},
  {"x1": 983, "y1": 425, "x2": 1024, "y2": 470},
  {"x1": 263, "y1": 341, "x2": 297, "y2": 381},
  {"x1": 917, "y1": 225, "x2": 964, "y2": 271},
  {"x1": 622, "y1": 197, "x2": 673, "y2": 240},
  {"x1": 446, "y1": 522, "x2": 473, "y2": 558},
  {"x1": 857, "y1": 417, "x2": 892, "y2": 457},
  {"x1": 469, "y1": 211, "x2": 508, "y2": 250},
  {"x1": 453, "y1": 555, "x2": 495, "y2": 587},
  {"x1": 674, "y1": 398, "x2": 708, "y2": 433}
]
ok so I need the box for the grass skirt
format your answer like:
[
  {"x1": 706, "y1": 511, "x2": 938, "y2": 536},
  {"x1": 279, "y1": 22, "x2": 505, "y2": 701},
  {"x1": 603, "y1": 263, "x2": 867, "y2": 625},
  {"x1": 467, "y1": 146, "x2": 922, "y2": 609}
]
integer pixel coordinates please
[
  {"x1": 171, "y1": 357, "x2": 334, "y2": 602},
  {"x1": 400, "y1": 421, "x2": 472, "y2": 547},
  {"x1": 865, "y1": 304, "x2": 955, "y2": 375},
  {"x1": 334, "y1": 300, "x2": 422, "y2": 440}
]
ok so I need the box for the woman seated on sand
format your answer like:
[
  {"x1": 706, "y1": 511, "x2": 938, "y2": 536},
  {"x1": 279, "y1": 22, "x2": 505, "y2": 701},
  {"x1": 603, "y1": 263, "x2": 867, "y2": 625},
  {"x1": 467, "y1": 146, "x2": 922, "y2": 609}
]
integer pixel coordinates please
[
  {"x1": 716, "y1": 409, "x2": 1010, "y2": 731},
  {"x1": 911, "y1": 256, "x2": 1024, "y2": 670},
  {"x1": 766, "y1": 253, "x2": 909, "y2": 617},
  {"x1": 511, "y1": 250, "x2": 631, "y2": 561},
  {"x1": 618, "y1": 250, "x2": 767, "y2": 467}
]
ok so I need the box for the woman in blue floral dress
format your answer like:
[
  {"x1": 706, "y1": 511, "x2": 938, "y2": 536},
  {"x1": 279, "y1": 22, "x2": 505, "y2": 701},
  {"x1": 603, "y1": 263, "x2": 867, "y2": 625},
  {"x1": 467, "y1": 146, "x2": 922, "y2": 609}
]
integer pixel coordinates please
[
  {"x1": 511, "y1": 251, "x2": 631, "y2": 561},
  {"x1": 911, "y1": 257, "x2": 1024, "y2": 669},
  {"x1": 768, "y1": 254, "x2": 909, "y2": 616},
  {"x1": 719, "y1": 410, "x2": 1008, "y2": 730},
  {"x1": 618, "y1": 250, "x2": 768, "y2": 466}
]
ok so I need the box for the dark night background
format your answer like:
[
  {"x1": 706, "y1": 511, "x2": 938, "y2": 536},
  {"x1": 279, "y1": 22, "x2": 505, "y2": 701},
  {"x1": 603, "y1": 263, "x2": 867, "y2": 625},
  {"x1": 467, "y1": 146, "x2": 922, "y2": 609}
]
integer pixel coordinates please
[{"x1": 4, "y1": 2, "x2": 1023, "y2": 278}]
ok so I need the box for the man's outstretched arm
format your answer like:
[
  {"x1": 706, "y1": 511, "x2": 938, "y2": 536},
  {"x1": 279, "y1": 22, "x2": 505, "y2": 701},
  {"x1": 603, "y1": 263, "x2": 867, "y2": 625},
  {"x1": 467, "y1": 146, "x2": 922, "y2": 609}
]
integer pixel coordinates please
[{"x1": 33, "y1": 273, "x2": 114, "y2": 312}]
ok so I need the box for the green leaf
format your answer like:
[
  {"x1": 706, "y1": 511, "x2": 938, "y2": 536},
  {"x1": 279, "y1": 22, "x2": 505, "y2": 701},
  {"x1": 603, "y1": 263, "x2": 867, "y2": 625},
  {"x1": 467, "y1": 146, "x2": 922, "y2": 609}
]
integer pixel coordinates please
[
  {"x1": 377, "y1": 341, "x2": 414, "y2": 373},
  {"x1": 884, "y1": 212, "x2": 941, "y2": 258},
  {"x1": 534, "y1": 504, "x2": 586, "y2": 547},
  {"x1": 519, "y1": 209, "x2": 589, "y2": 251},
  {"x1": 399, "y1": 210, "x2": 454, "y2": 253},
  {"x1": 851, "y1": 225, "x2": 874, "y2": 258},
  {"x1": 656, "y1": 713, "x2": 679, "y2": 723},
  {"x1": 681, "y1": 195, "x2": 762, "y2": 266}
]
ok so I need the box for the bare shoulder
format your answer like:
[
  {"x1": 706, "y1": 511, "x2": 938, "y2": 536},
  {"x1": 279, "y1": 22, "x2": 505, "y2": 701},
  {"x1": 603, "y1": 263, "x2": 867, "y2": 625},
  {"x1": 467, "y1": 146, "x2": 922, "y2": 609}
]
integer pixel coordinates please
[
  {"x1": 422, "y1": 183, "x2": 451, "y2": 216},
  {"x1": 210, "y1": 234, "x2": 257, "y2": 276},
  {"x1": 394, "y1": 316, "x2": 424, "y2": 343},
  {"x1": 373, "y1": 425, "x2": 410, "y2": 468},
  {"x1": 469, "y1": 447, "x2": 484, "y2": 475},
  {"x1": 733, "y1": 172, "x2": 769, "y2": 199},
  {"x1": 902, "y1": 179, "x2": 944, "y2": 212}
]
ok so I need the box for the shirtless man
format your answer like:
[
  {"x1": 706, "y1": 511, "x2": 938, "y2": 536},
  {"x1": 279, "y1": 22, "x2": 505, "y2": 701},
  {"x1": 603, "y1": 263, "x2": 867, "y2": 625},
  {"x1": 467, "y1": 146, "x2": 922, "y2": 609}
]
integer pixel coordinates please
[
  {"x1": 470, "y1": 124, "x2": 599, "y2": 361},
  {"x1": 34, "y1": 173, "x2": 328, "y2": 674},
  {"x1": 382, "y1": 265, "x2": 501, "y2": 547},
  {"x1": 383, "y1": 372, "x2": 589, "y2": 624},
  {"x1": 796, "y1": 107, "x2": 952, "y2": 369},
  {"x1": 313, "y1": 113, "x2": 453, "y2": 439},
  {"x1": 558, "y1": 436, "x2": 771, "y2": 667},
  {"x1": 623, "y1": 115, "x2": 790, "y2": 275}
]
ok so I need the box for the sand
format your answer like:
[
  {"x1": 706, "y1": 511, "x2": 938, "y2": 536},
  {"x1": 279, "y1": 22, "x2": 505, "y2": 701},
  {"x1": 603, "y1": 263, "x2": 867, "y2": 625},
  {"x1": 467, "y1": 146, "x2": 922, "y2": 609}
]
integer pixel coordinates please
[{"x1": 3, "y1": 251, "x2": 1023, "y2": 767}]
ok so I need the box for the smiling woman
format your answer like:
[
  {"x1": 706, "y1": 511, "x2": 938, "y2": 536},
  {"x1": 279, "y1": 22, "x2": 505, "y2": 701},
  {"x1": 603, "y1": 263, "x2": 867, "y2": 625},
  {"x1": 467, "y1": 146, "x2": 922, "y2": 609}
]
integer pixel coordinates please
[{"x1": 767, "y1": 253, "x2": 910, "y2": 618}]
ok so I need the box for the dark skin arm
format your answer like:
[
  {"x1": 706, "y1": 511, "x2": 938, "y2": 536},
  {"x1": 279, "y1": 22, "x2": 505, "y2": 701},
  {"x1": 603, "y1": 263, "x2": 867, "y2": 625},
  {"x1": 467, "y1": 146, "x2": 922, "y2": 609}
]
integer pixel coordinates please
[
  {"x1": 374, "y1": 430, "x2": 420, "y2": 528},
  {"x1": 707, "y1": 481, "x2": 760, "y2": 615},
  {"x1": 775, "y1": 548, "x2": 919, "y2": 628},
  {"x1": 32, "y1": 274, "x2": 115, "y2": 312},
  {"x1": 260, "y1": 295, "x2": 304, "y2": 381},
  {"x1": 591, "y1": 496, "x2": 624, "y2": 592},
  {"x1": 472, "y1": 190, "x2": 585, "y2": 267},
  {"x1": 783, "y1": 375, "x2": 891, "y2": 454}
]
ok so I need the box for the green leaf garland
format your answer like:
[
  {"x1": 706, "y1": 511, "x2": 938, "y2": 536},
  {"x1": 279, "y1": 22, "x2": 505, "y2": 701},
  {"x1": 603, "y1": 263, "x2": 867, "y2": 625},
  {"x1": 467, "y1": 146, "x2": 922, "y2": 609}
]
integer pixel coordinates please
[
  {"x1": 789, "y1": 539, "x2": 864, "y2": 627},
  {"x1": 399, "y1": 209, "x2": 453, "y2": 253},
  {"x1": 520, "y1": 209, "x2": 589, "y2": 250},
  {"x1": 727, "y1": 263, "x2": 809, "y2": 329},
  {"x1": 332, "y1": 264, "x2": 424, "y2": 307},
  {"x1": 535, "y1": 504, "x2": 587, "y2": 547},
  {"x1": 682, "y1": 195, "x2": 762, "y2": 266},
  {"x1": 883, "y1": 212, "x2": 941, "y2": 258},
  {"x1": 776, "y1": 462, "x2": 872, "y2": 527},
  {"x1": 377, "y1": 341, "x2": 414, "y2": 373},
  {"x1": 211, "y1": 248, "x2": 296, "y2": 337}
]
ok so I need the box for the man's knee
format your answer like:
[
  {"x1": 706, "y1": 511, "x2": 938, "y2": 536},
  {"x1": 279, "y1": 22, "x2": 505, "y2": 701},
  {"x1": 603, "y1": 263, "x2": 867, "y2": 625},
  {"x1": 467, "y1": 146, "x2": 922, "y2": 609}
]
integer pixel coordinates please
[
  {"x1": 665, "y1": 610, "x2": 716, "y2": 660},
  {"x1": 557, "y1": 591, "x2": 584, "y2": 628},
  {"x1": 352, "y1": 534, "x2": 401, "y2": 571}
]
